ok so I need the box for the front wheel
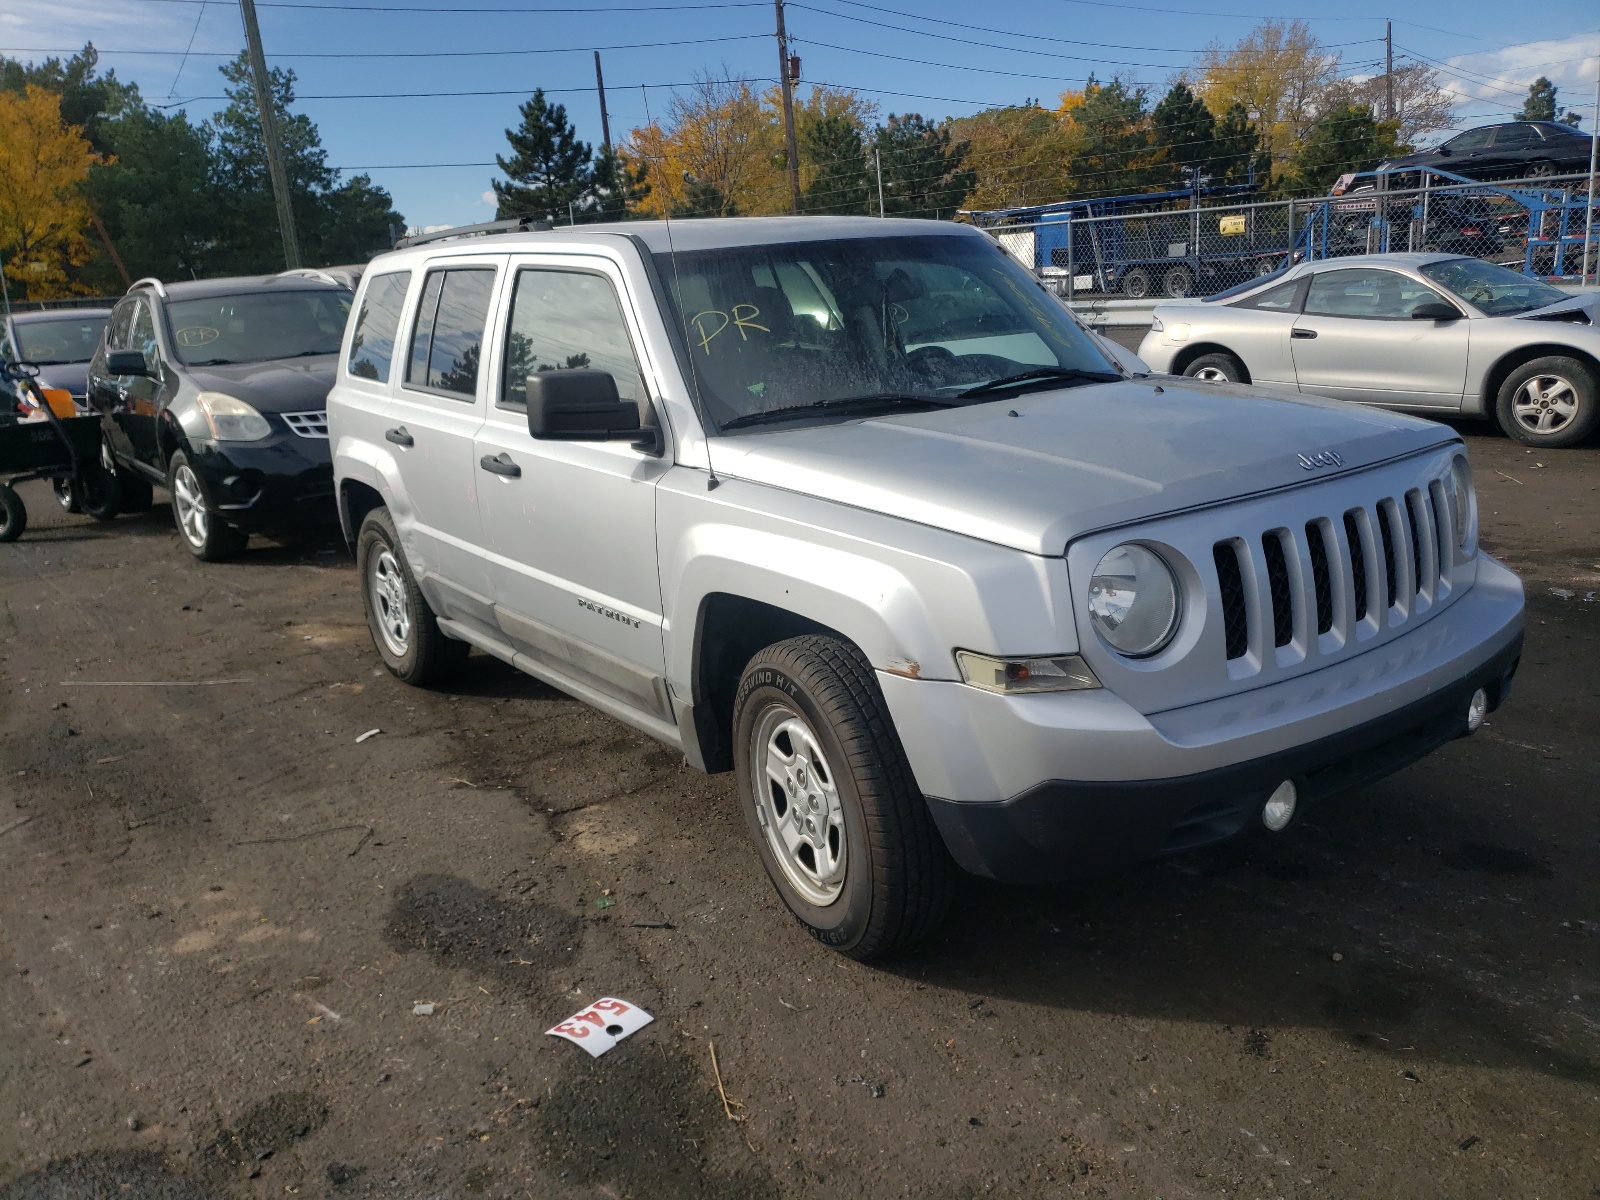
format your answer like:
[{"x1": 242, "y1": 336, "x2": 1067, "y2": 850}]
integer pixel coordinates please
[
  {"x1": 357, "y1": 507, "x2": 467, "y2": 686},
  {"x1": 1495, "y1": 357, "x2": 1598, "y2": 448},
  {"x1": 732, "y1": 635, "x2": 954, "y2": 960},
  {"x1": 168, "y1": 450, "x2": 247, "y2": 560},
  {"x1": 1120, "y1": 268, "x2": 1151, "y2": 299}
]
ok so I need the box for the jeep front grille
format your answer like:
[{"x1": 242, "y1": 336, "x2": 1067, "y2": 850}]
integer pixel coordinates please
[
  {"x1": 1212, "y1": 484, "x2": 1451, "y2": 664},
  {"x1": 282, "y1": 410, "x2": 329, "y2": 438}
]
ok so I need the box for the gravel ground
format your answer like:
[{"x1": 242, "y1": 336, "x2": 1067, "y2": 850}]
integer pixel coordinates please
[{"x1": 0, "y1": 425, "x2": 1596, "y2": 1199}]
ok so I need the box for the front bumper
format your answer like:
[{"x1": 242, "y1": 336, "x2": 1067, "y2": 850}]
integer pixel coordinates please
[
  {"x1": 189, "y1": 434, "x2": 336, "y2": 534},
  {"x1": 882, "y1": 553, "x2": 1524, "y2": 884}
]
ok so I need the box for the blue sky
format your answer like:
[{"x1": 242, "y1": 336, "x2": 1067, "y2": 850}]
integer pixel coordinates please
[{"x1": 5, "y1": 0, "x2": 1598, "y2": 229}]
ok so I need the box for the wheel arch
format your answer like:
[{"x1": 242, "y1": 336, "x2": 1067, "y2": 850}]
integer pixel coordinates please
[
  {"x1": 1481, "y1": 342, "x2": 1600, "y2": 411},
  {"x1": 339, "y1": 477, "x2": 386, "y2": 549},
  {"x1": 1171, "y1": 342, "x2": 1252, "y2": 383}
]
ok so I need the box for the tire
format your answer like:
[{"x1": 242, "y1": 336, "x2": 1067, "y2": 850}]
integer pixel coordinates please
[
  {"x1": 77, "y1": 460, "x2": 122, "y2": 522},
  {"x1": 357, "y1": 507, "x2": 468, "y2": 686},
  {"x1": 1494, "y1": 356, "x2": 1598, "y2": 448},
  {"x1": 0, "y1": 485, "x2": 25, "y2": 542},
  {"x1": 1527, "y1": 160, "x2": 1557, "y2": 179},
  {"x1": 732, "y1": 635, "x2": 954, "y2": 960},
  {"x1": 1162, "y1": 265, "x2": 1194, "y2": 298},
  {"x1": 1120, "y1": 268, "x2": 1151, "y2": 299},
  {"x1": 168, "y1": 449, "x2": 247, "y2": 561},
  {"x1": 1184, "y1": 351, "x2": 1247, "y2": 384},
  {"x1": 1255, "y1": 257, "x2": 1283, "y2": 278},
  {"x1": 53, "y1": 476, "x2": 81, "y2": 514}
]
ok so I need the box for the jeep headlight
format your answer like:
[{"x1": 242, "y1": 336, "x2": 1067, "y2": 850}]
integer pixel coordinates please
[
  {"x1": 955, "y1": 651, "x2": 1100, "y2": 695},
  {"x1": 1087, "y1": 543, "x2": 1180, "y2": 657},
  {"x1": 1443, "y1": 454, "x2": 1475, "y2": 550},
  {"x1": 195, "y1": 392, "x2": 271, "y2": 441}
]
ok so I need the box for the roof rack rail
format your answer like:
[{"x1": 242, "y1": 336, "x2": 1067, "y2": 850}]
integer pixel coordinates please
[
  {"x1": 277, "y1": 267, "x2": 342, "y2": 286},
  {"x1": 394, "y1": 216, "x2": 552, "y2": 249},
  {"x1": 128, "y1": 276, "x2": 168, "y2": 298}
]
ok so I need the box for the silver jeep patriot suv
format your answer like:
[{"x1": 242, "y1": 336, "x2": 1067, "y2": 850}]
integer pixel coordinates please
[{"x1": 328, "y1": 216, "x2": 1523, "y2": 959}]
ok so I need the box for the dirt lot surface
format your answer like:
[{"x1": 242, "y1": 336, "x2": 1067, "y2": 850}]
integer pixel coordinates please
[{"x1": 1, "y1": 427, "x2": 1596, "y2": 1200}]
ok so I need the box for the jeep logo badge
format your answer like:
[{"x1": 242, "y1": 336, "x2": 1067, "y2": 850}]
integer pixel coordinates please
[{"x1": 1297, "y1": 450, "x2": 1344, "y2": 471}]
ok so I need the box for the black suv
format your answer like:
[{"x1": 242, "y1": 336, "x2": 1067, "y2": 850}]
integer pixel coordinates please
[
  {"x1": 86, "y1": 273, "x2": 352, "y2": 559},
  {"x1": 1379, "y1": 122, "x2": 1594, "y2": 182}
]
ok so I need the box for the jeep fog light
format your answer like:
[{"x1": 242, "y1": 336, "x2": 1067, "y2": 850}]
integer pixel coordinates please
[
  {"x1": 1466, "y1": 687, "x2": 1488, "y2": 732},
  {"x1": 954, "y1": 651, "x2": 1100, "y2": 695},
  {"x1": 1261, "y1": 779, "x2": 1298, "y2": 832},
  {"x1": 1088, "y1": 543, "x2": 1180, "y2": 657}
]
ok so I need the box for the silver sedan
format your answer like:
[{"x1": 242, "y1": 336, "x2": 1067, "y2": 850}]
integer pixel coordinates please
[{"x1": 1138, "y1": 253, "x2": 1600, "y2": 448}]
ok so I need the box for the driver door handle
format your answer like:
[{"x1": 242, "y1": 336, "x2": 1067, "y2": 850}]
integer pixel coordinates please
[
  {"x1": 1291, "y1": 328, "x2": 1318, "y2": 340},
  {"x1": 385, "y1": 426, "x2": 414, "y2": 447},
  {"x1": 479, "y1": 452, "x2": 521, "y2": 478}
]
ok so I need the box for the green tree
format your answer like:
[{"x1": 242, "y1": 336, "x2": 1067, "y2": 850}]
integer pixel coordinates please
[
  {"x1": 1284, "y1": 104, "x2": 1401, "y2": 194},
  {"x1": 590, "y1": 145, "x2": 651, "y2": 220},
  {"x1": 493, "y1": 89, "x2": 593, "y2": 222},
  {"x1": 1519, "y1": 76, "x2": 1581, "y2": 127},
  {"x1": 0, "y1": 45, "x2": 138, "y2": 155},
  {"x1": 1151, "y1": 82, "x2": 1215, "y2": 187},
  {"x1": 872, "y1": 114, "x2": 973, "y2": 219},
  {"x1": 1211, "y1": 102, "x2": 1268, "y2": 186},
  {"x1": 1064, "y1": 78, "x2": 1155, "y2": 197},
  {"x1": 802, "y1": 113, "x2": 871, "y2": 214}
]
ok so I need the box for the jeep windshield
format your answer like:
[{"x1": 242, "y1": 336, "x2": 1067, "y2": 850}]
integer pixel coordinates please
[
  {"x1": 164, "y1": 290, "x2": 352, "y2": 366},
  {"x1": 655, "y1": 234, "x2": 1121, "y2": 432},
  {"x1": 1419, "y1": 258, "x2": 1566, "y2": 317}
]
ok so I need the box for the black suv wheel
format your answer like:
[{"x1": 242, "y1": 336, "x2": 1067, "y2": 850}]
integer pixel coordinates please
[{"x1": 168, "y1": 449, "x2": 247, "y2": 560}]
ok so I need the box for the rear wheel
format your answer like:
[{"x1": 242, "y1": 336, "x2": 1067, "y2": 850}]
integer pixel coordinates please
[
  {"x1": 77, "y1": 457, "x2": 123, "y2": 522},
  {"x1": 1184, "y1": 351, "x2": 1247, "y2": 384},
  {"x1": 1120, "y1": 268, "x2": 1152, "y2": 298},
  {"x1": 1162, "y1": 265, "x2": 1194, "y2": 298},
  {"x1": 357, "y1": 506, "x2": 467, "y2": 686},
  {"x1": 0, "y1": 485, "x2": 26, "y2": 542},
  {"x1": 732, "y1": 635, "x2": 954, "y2": 960},
  {"x1": 52, "y1": 477, "x2": 81, "y2": 513},
  {"x1": 169, "y1": 450, "x2": 247, "y2": 560},
  {"x1": 1495, "y1": 356, "x2": 1598, "y2": 448}
]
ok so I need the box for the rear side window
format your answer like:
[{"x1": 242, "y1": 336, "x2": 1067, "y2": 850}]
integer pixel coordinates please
[
  {"x1": 406, "y1": 267, "x2": 495, "y2": 398},
  {"x1": 347, "y1": 271, "x2": 411, "y2": 382},
  {"x1": 1231, "y1": 277, "x2": 1303, "y2": 312}
]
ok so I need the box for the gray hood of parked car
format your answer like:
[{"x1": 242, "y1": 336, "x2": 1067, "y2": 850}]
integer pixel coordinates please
[
  {"x1": 32, "y1": 362, "x2": 91, "y2": 399},
  {"x1": 186, "y1": 355, "x2": 337, "y2": 413},
  {"x1": 710, "y1": 379, "x2": 1457, "y2": 555}
]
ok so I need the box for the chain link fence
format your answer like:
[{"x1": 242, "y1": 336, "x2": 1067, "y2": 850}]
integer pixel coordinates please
[{"x1": 978, "y1": 174, "x2": 1599, "y2": 300}]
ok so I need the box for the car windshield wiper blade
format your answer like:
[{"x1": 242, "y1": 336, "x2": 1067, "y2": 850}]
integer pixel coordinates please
[
  {"x1": 719, "y1": 393, "x2": 954, "y2": 431},
  {"x1": 956, "y1": 366, "x2": 1122, "y2": 398},
  {"x1": 186, "y1": 358, "x2": 238, "y2": 366}
]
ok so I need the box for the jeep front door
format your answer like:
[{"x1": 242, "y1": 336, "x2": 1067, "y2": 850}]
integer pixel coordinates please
[{"x1": 473, "y1": 258, "x2": 670, "y2": 719}]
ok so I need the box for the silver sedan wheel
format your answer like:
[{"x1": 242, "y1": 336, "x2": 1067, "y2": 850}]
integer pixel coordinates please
[
  {"x1": 368, "y1": 548, "x2": 411, "y2": 656},
  {"x1": 751, "y1": 702, "x2": 847, "y2": 907},
  {"x1": 1511, "y1": 373, "x2": 1579, "y2": 435},
  {"x1": 172, "y1": 463, "x2": 209, "y2": 548},
  {"x1": 1192, "y1": 365, "x2": 1230, "y2": 382}
]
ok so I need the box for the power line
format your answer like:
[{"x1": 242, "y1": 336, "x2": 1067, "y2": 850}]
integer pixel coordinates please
[
  {"x1": 3, "y1": 33, "x2": 771, "y2": 60},
  {"x1": 127, "y1": 0, "x2": 768, "y2": 9}
]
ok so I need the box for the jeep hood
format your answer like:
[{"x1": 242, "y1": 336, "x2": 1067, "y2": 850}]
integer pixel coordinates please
[
  {"x1": 710, "y1": 379, "x2": 1457, "y2": 555},
  {"x1": 188, "y1": 355, "x2": 336, "y2": 413}
]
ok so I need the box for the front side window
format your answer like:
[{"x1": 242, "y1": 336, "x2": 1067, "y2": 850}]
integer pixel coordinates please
[
  {"x1": 347, "y1": 271, "x2": 411, "y2": 382},
  {"x1": 105, "y1": 300, "x2": 136, "y2": 352},
  {"x1": 1303, "y1": 269, "x2": 1446, "y2": 320},
  {"x1": 1443, "y1": 127, "x2": 1494, "y2": 152},
  {"x1": 129, "y1": 300, "x2": 160, "y2": 362},
  {"x1": 654, "y1": 234, "x2": 1117, "y2": 431},
  {"x1": 164, "y1": 290, "x2": 352, "y2": 366},
  {"x1": 500, "y1": 268, "x2": 644, "y2": 409},
  {"x1": 406, "y1": 267, "x2": 495, "y2": 398},
  {"x1": 1420, "y1": 257, "x2": 1566, "y2": 316},
  {"x1": 14, "y1": 314, "x2": 109, "y2": 365}
]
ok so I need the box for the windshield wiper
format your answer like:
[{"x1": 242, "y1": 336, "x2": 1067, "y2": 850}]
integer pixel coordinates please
[
  {"x1": 956, "y1": 366, "x2": 1123, "y2": 398},
  {"x1": 719, "y1": 393, "x2": 955, "y2": 431},
  {"x1": 186, "y1": 358, "x2": 238, "y2": 367}
]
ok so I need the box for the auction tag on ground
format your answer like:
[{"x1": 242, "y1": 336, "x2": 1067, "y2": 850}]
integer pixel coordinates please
[{"x1": 545, "y1": 997, "x2": 654, "y2": 1057}]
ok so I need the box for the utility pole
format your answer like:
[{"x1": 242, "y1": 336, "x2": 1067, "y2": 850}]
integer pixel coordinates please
[
  {"x1": 774, "y1": 0, "x2": 801, "y2": 214},
  {"x1": 1384, "y1": 20, "x2": 1394, "y2": 122},
  {"x1": 237, "y1": 0, "x2": 301, "y2": 269}
]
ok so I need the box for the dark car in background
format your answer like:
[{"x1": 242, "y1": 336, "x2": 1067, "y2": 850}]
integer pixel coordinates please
[
  {"x1": 86, "y1": 273, "x2": 352, "y2": 560},
  {"x1": 1379, "y1": 122, "x2": 1594, "y2": 182},
  {"x1": 1, "y1": 307, "x2": 112, "y2": 409}
]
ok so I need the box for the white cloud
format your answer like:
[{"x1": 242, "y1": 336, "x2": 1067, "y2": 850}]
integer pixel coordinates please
[
  {"x1": 480, "y1": 190, "x2": 496, "y2": 207},
  {"x1": 1441, "y1": 33, "x2": 1599, "y2": 129}
]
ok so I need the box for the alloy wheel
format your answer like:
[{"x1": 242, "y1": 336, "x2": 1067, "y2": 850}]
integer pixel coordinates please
[
  {"x1": 1192, "y1": 366, "x2": 1230, "y2": 382},
  {"x1": 172, "y1": 464, "x2": 209, "y2": 548},
  {"x1": 1511, "y1": 373, "x2": 1578, "y2": 435},
  {"x1": 751, "y1": 702, "x2": 847, "y2": 907},
  {"x1": 369, "y1": 548, "x2": 412, "y2": 656}
]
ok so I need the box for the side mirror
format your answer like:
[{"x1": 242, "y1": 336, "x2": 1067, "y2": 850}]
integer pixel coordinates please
[
  {"x1": 526, "y1": 370, "x2": 641, "y2": 441},
  {"x1": 106, "y1": 349, "x2": 150, "y2": 376},
  {"x1": 1436, "y1": 146, "x2": 1452, "y2": 157},
  {"x1": 1411, "y1": 301, "x2": 1463, "y2": 321}
]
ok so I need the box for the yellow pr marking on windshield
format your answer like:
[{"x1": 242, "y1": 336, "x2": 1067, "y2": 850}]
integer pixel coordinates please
[
  {"x1": 731, "y1": 304, "x2": 769, "y2": 340},
  {"x1": 690, "y1": 310, "x2": 730, "y2": 353},
  {"x1": 691, "y1": 306, "x2": 768, "y2": 354}
]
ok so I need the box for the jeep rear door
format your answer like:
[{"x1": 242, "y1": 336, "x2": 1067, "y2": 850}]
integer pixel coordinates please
[{"x1": 472, "y1": 256, "x2": 671, "y2": 720}]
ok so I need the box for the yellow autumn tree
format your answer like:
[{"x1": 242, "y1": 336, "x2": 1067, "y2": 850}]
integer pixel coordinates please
[
  {"x1": 0, "y1": 85, "x2": 98, "y2": 299},
  {"x1": 627, "y1": 77, "x2": 784, "y2": 218},
  {"x1": 954, "y1": 103, "x2": 1080, "y2": 211},
  {"x1": 1193, "y1": 20, "x2": 1337, "y2": 175}
]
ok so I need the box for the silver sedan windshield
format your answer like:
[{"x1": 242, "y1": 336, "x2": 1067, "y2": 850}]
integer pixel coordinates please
[
  {"x1": 655, "y1": 235, "x2": 1118, "y2": 431},
  {"x1": 1419, "y1": 258, "x2": 1566, "y2": 317}
]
